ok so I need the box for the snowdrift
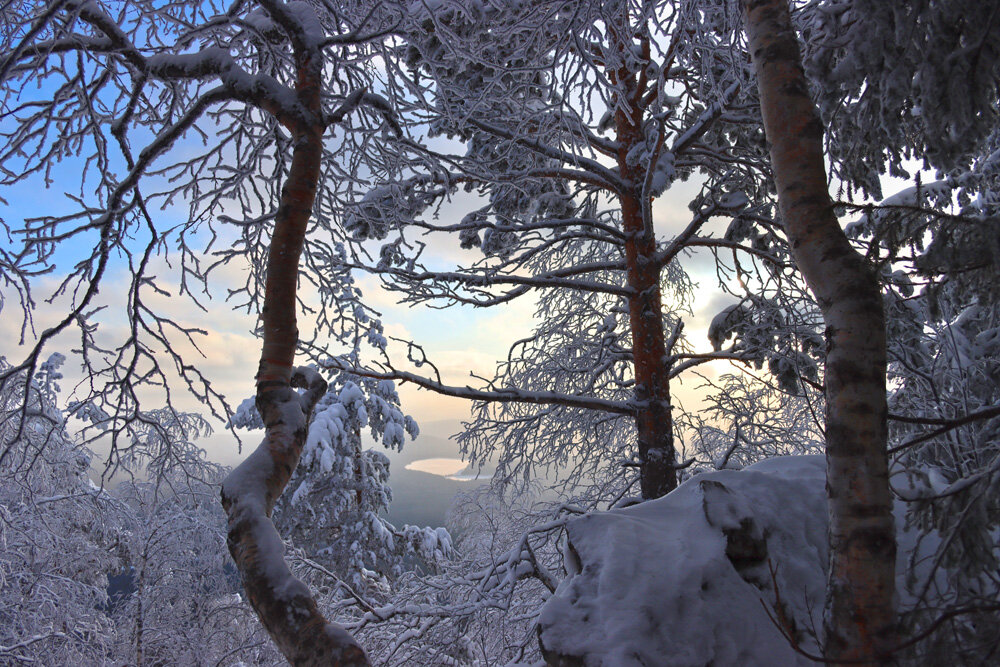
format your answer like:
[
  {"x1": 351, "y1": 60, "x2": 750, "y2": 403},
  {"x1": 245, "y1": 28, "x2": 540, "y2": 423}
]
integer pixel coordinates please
[{"x1": 537, "y1": 456, "x2": 935, "y2": 666}]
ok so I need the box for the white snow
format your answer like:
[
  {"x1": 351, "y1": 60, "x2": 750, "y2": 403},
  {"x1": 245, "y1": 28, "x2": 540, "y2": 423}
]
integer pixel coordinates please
[
  {"x1": 648, "y1": 150, "x2": 676, "y2": 196},
  {"x1": 221, "y1": 444, "x2": 312, "y2": 602},
  {"x1": 230, "y1": 396, "x2": 263, "y2": 429},
  {"x1": 536, "y1": 456, "x2": 962, "y2": 666},
  {"x1": 285, "y1": 2, "x2": 326, "y2": 47},
  {"x1": 707, "y1": 303, "x2": 747, "y2": 351},
  {"x1": 244, "y1": 8, "x2": 279, "y2": 35}
]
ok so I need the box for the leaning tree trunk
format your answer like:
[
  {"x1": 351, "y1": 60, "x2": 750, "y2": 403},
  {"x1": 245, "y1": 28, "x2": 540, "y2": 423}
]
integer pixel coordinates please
[
  {"x1": 220, "y1": 44, "x2": 370, "y2": 667},
  {"x1": 741, "y1": 0, "x2": 896, "y2": 663}
]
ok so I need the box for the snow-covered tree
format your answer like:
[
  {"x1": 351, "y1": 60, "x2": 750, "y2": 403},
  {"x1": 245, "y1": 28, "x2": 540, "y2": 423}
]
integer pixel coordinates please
[
  {"x1": 0, "y1": 0, "x2": 421, "y2": 661},
  {"x1": 344, "y1": 485, "x2": 571, "y2": 666},
  {"x1": 742, "y1": 0, "x2": 897, "y2": 658},
  {"x1": 0, "y1": 355, "x2": 290, "y2": 665},
  {"x1": 340, "y1": 0, "x2": 797, "y2": 500},
  {"x1": 232, "y1": 371, "x2": 451, "y2": 599},
  {"x1": 799, "y1": 0, "x2": 1000, "y2": 199},
  {"x1": 799, "y1": 0, "x2": 1000, "y2": 660},
  {"x1": 454, "y1": 255, "x2": 692, "y2": 503},
  {"x1": 677, "y1": 369, "x2": 824, "y2": 474},
  {"x1": 743, "y1": 0, "x2": 1000, "y2": 661},
  {"x1": 0, "y1": 355, "x2": 118, "y2": 665},
  {"x1": 3, "y1": 1, "x2": 993, "y2": 664},
  {"x1": 108, "y1": 468, "x2": 281, "y2": 667},
  {"x1": 834, "y1": 143, "x2": 1000, "y2": 663}
]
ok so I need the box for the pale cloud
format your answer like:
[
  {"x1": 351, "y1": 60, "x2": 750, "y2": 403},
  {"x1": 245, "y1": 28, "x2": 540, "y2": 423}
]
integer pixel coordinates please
[
  {"x1": 369, "y1": 284, "x2": 540, "y2": 424},
  {"x1": 1, "y1": 168, "x2": 746, "y2": 469},
  {"x1": 352, "y1": 273, "x2": 405, "y2": 311},
  {"x1": 395, "y1": 389, "x2": 470, "y2": 425},
  {"x1": 381, "y1": 320, "x2": 413, "y2": 342}
]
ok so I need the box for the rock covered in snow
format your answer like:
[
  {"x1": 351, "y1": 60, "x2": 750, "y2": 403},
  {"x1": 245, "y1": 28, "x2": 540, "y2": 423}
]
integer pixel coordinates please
[
  {"x1": 536, "y1": 456, "x2": 957, "y2": 667},
  {"x1": 538, "y1": 456, "x2": 826, "y2": 666}
]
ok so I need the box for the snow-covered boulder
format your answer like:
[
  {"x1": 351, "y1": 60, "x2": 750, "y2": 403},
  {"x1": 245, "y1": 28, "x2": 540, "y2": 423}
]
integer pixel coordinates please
[{"x1": 536, "y1": 456, "x2": 871, "y2": 666}]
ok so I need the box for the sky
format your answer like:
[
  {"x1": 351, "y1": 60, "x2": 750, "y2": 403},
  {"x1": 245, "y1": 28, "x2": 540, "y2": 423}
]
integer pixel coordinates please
[
  {"x1": 0, "y1": 164, "x2": 737, "y2": 473},
  {"x1": 0, "y1": 36, "x2": 751, "y2": 478},
  {"x1": 2, "y1": 148, "x2": 921, "y2": 483},
  {"x1": 0, "y1": 0, "x2": 933, "y2": 489}
]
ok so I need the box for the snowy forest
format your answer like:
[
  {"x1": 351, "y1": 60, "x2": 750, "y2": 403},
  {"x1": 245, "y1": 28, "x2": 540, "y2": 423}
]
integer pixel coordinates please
[{"x1": 1, "y1": 0, "x2": 998, "y2": 665}]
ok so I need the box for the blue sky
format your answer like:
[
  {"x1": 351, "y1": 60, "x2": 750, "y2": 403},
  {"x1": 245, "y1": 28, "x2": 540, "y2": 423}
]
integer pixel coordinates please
[
  {"x1": 0, "y1": 57, "x2": 742, "y2": 474},
  {"x1": 0, "y1": 167, "x2": 736, "y2": 471}
]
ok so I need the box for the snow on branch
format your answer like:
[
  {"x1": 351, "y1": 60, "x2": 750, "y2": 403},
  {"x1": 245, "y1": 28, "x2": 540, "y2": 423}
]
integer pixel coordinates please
[{"x1": 322, "y1": 359, "x2": 634, "y2": 416}]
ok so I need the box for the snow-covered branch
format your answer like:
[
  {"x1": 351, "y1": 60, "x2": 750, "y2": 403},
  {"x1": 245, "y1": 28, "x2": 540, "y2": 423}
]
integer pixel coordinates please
[{"x1": 322, "y1": 361, "x2": 634, "y2": 416}]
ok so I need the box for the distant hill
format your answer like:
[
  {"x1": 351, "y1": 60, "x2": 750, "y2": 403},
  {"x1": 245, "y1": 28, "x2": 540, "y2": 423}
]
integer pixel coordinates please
[
  {"x1": 373, "y1": 419, "x2": 494, "y2": 529},
  {"x1": 212, "y1": 419, "x2": 487, "y2": 529},
  {"x1": 383, "y1": 465, "x2": 487, "y2": 528}
]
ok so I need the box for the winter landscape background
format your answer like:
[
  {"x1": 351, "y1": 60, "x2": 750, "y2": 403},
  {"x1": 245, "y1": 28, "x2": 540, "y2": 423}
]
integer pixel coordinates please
[{"x1": 2, "y1": 0, "x2": 999, "y2": 665}]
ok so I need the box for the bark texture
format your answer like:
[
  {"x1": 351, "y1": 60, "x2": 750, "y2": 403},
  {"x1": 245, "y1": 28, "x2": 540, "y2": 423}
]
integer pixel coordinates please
[
  {"x1": 619, "y1": 183, "x2": 676, "y2": 500},
  {"x1": 741, "y1": 0, "x2": 896, "y2": 663},
  {"x1": 220, "y1": 38, "x2": 370, "y2": 667},
  {"x1": 610, "y1": 21, "x2": 676, "y2": 500}
]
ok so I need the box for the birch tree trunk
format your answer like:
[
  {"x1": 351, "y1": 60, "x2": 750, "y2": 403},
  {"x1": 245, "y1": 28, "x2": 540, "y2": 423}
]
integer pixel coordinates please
[
  {"x1": 220, "y1": 39, "x2": 370, "y2": 667},
  {"x1": 741, "y1": 0, "x2": 896, "y2": 662}
]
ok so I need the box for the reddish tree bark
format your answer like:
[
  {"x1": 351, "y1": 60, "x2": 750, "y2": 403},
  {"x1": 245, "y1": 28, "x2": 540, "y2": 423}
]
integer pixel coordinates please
[
  {"x1": 741, "y1": 0, "x2": 896, "y2": 663},
  {"x1": 220, "y1": 31, "x2": 370, "y2": 667},
  {"x1": 610, "y1": 25, "x2": 677, "y2": 500},
  {"x1": 618, "y1": 164, "x2": 677, "y2": 500}
]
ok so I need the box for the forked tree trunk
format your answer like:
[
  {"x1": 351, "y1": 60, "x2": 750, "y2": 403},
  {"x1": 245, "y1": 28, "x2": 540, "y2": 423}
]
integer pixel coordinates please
[
  {"x1": 220, "y1": 49, "x2": 370, "y2": 666},
  {"x1": 741, "y1": 0, "x2": 896, "y2": 663}
]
